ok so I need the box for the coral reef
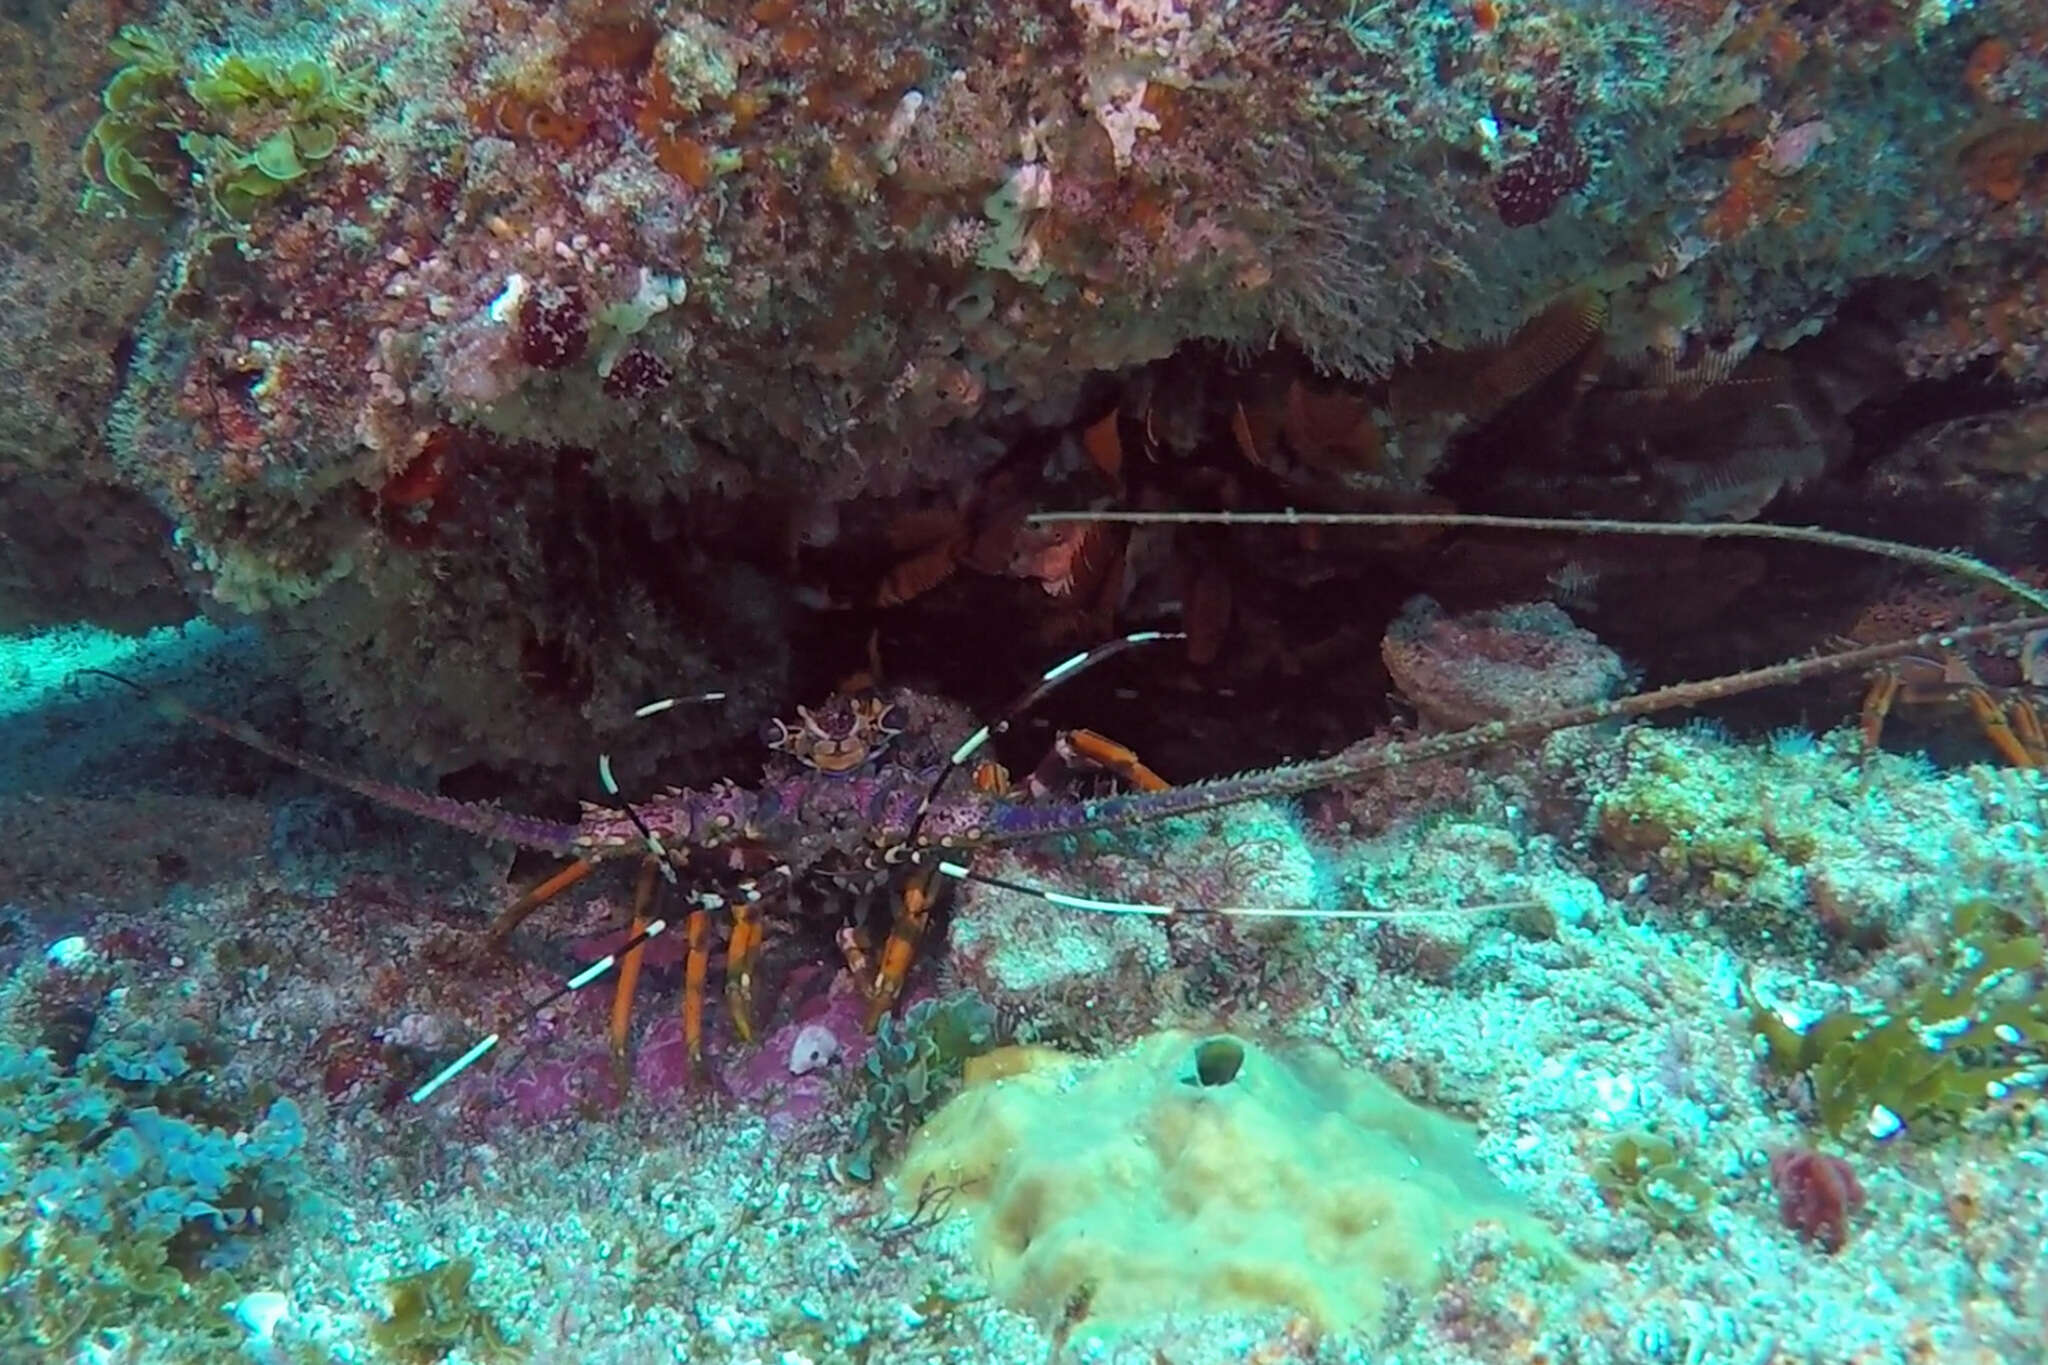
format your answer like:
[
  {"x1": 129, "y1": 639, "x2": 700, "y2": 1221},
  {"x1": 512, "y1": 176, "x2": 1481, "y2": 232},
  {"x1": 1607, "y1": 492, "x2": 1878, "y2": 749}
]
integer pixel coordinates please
[
  {"x1": 10, "y1": 0, "x2": 2048, "y2": 1354},
  {"x1": 0, "y1": 9, "x2": 187, "y2": 634},
  {"x1": 3, "y1": 0, "x2": 2044, "y2": 778}
]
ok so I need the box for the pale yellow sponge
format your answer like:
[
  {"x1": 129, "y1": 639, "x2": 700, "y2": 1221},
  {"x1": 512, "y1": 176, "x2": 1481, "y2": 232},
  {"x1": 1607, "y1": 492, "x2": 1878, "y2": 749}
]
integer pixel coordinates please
[{"x1": 897, "y1": 1030, "x2": 1562, "y2": 1335}]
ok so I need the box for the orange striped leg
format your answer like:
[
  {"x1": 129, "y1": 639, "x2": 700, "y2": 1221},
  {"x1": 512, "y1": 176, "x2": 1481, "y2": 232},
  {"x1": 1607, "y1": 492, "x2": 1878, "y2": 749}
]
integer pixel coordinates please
[
  {"x1": 487, "y1": 857, "x2": 598, "y2": 943},
  {"x1": 1063, "y1": 728, "x2": 1170, "y2": 791},
  {"x1": 1030, "y1": 728, "x2": 1171, "y2": 794},
  {"x1": 1967, "y1": 688, "x2": 2037, "y2": 768},
  {"x1": 836, "y1": 923, "x2": 876, "y2": 982},
  {"x1": 682, "y1": 904, "x2": 711, "y2": 1068},
  {"x1": 725, "y1": 899, "x2": 764, "y2": 1043},
  {"x1": 865, "y1": 863, "x2": 940, "y2": 1030},
  {"x1": 606, "y1": 858, "x2": 661, "y2": 1081},
  {"x1": 2011, "y1": 700, "x2": 2048, "y2": 764},
  {"x1": 1859, "y1": 671, "x2": 1899, "y2": 759}
]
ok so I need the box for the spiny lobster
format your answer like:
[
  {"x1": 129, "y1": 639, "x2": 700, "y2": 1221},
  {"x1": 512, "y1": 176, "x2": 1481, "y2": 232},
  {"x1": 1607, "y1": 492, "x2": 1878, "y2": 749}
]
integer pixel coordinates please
[{"x1": 87, "y1": 511, "x2": 2048, "y2": 1108}]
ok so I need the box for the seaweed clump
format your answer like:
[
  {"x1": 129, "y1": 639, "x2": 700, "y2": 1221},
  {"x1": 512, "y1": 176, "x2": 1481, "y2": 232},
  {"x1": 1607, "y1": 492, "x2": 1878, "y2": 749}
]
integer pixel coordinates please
[
  {"x1": 0, "y1": 1014, "x2": 305, "y2": 1353},
  {"x1": 836, "y1": 992, "x2": 999, "y2": 1183},
  {"x1": 1592, "y1": 727, "x2": 1823, "y2": 940},
  {"x1": 369, "y1": 1257, "x2": 518, "y2": 1363},
  {"x1": 1589, "y1": 1129, "x2": 1718, "y2": 1231},
  {"x1": 1743, "y1": 899, "x2": 2048, "y2": 1137},
  {"x1": 83, "y1": 25, "x2": 372, "y2": 222}
]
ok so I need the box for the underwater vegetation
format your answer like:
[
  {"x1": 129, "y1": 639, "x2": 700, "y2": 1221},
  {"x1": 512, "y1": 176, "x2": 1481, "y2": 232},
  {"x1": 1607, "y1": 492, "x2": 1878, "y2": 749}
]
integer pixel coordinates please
[
  {"x1": 4, "y1": 0, "x2": 2048, "y2": 1349},
  {"x1": 1593, "y1": 725, "x2": 1823, "y2": 928},
  {"x1": 0, "y1": 1005, "x2": 305, "y2": 1353},
  {"x1": 837, "y1": 991, "x2": 998, "y2": 1184},
  {"x1": 83, "y1": 26, "x2": 370, "y2": 221},
  {"x1": 367, "y1": 1257, "x2": 517, "y2": 1363},
  {"x1": 1743, "y1": 898, "x2": 2048, "y2": 1137},
  {"x1": 1767, "y1": 1148, "x2": 1867, "y2": 1254},
  {"x1": 1588, "y1": 1129, "x2": 1718, "y2": 1233},
  {"x1": 7, "y1": 603, "x2": 2048, "y2": 1357}
]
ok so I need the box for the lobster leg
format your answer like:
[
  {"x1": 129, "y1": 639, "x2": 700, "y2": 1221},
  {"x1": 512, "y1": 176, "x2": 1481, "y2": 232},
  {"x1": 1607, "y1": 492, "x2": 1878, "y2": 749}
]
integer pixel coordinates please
[
  {"x1": 1859, "y1": 669, "x2": 1900, "y2": 759},
  {"x1": 855, "y1": 731, "x2": 1163, "y2": 1032},
  {"x1": 2012, "y1": 698, "x2": 2048, "y2": 764},
  {"x1": 866, "y1": 862, "x2": 942, "y2": 1029},
  {"x1": 1966, "y1": 687, "x2": 2038, "y2": 768},
  {"x1": 682, "y1": 902, "x2": 712, "y2": 1069},
  {"x1": 1028, "y1": 728, "x2": 1170, "y2": 795},
  {"x1": 683, "y1": 862, "x2": 789, "y2": 1067},
  {"x1": 607, "y1": 857, "x2": 661, "y2": 1080},
  {"x1": 861, "y1": 636, "x2": 1183, "y2": 1031},
  {"x1": 901, "y1": 631, "x2": 1183, "y2": 849},
  {"x1": 726, "y1": 896, "x2": 764, "y2": 1042},
  {"x1": 487, "y1": 857, "x2": 599, "y2": 944}
]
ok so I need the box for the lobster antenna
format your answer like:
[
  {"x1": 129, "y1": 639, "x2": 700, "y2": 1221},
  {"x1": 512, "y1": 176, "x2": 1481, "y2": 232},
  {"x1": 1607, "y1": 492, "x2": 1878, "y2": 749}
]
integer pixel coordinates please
[
  {"x1": 408, "y1": 912, "x2": 681, "y2": 1103},
  {"x1": 1024, "y1": 510, "x2": 2048, "y2": 613},
  {"x1": 934, "y1": 859, "x2": 1529, "y2": 921},
  {"x1": 416, "y1": 689, "x2": 746, "y2": 1103},
  {"x1": 971, "y1": 612, "x2": 2048, "y2": 846},
  {"x1": 597, "y1": 753, "x2": 678, "y2": 885},
  {"x1": 73, "y1": 670, "x2": 584, "y2": 852},
  {"x1": 898, "y1": 630, "x2": 1186, "y2": 853},
  {"x1": 411, "y1": 863, "x2": 788, "y2": 1105}
]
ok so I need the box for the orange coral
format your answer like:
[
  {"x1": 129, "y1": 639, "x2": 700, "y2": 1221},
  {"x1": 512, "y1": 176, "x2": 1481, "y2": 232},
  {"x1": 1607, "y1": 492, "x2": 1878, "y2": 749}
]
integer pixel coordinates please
[
  {"x1": 1705, "y1": 146, "x2": 1773, "y2": 240},
  {"x1": 471, "y1": 90, "x2": 595, "y2": 149},
  {"x1": 636, "y1": 67, "x2": 716, "y2": 188},
  {"x1": 775, "y1": 24, "x2": 820, "y2": 64},
  {"x1": 1964, "y1": 38, "x2": 2011, "y2": 101},
  {"x1": 566, "y1": 16, "x2": 658, "y2": 72},
  {"x1": 1957, "y1": 120, "x2": 2048, "y2": 204},
  {"x1": 469, "y1": 11, "x2": 661, "y2": 152},
  {"x1": 1140, "y1": 81, "x2": 1187, "y2": 142},
  {"x1": 381, "y1": 428, "x2": 457, "y2": 508},
  {"x1": 662, "y1": 133, "x2": 716, "y2": 189}
]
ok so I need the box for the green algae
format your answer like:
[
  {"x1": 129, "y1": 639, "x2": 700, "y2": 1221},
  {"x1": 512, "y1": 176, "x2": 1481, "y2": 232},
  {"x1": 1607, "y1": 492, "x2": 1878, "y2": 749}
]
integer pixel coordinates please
[
  {"x1": 1744, "y1": 899, "x2": 2048, "y2": 1137},
  {"x1": 83, "y1": 26, "x2": 370, "y2": 223},
  {"x1": 369, "y1": 1258, "x2": 520, "y2": 1363},
  {"x1": 1590, "y1": 1129, "x2": 1717, "y2": 1231},
  {"x1": 837, "y1": 992, "x2": 999, "y2": 1183}
]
